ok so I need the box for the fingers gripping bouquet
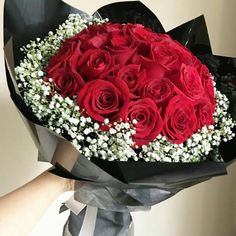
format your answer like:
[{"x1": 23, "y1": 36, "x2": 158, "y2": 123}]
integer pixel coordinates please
[{"x1": 4, "y1": 0, "x2": 236, "y2": 235}]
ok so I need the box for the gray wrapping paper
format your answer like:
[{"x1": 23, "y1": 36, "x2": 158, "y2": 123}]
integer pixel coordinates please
[
  {"x1": 63, "y1": 207, "x2": 133, "y2": 236},
  {"x1": 4, "y1": 1, "x2": 236, "y2": 235}
]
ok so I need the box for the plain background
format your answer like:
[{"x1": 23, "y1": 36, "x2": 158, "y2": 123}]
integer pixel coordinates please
[{"x1": 1, "y1": 0, "x2": 236, "y2": 235}]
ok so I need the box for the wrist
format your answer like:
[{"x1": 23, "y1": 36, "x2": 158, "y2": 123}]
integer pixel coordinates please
[
  {"x1": 40, "y1": 171, "x2": 74, "y2": 195},
  {"x1": 63, "y1": 178, "x2": 75, "y2": 192}
]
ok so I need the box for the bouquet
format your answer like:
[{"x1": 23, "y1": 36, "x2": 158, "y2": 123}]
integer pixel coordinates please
[{"x1": 4, "y1": 0, "x2": 236, "y2": 235}]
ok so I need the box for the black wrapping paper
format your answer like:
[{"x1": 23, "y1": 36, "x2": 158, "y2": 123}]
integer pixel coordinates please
[{"x1": 4, "y1": 1, "x2": 236, "y2": 235}]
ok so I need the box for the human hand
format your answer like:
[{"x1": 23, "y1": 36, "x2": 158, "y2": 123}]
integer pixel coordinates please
[{"x1": 0, "y1": 170, "x2": 76, "y2": 236}]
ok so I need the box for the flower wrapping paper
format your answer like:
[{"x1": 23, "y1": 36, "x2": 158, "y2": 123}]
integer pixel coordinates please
[{"x1": 4, "y1": 0, "x2": 236, "y2": 235}]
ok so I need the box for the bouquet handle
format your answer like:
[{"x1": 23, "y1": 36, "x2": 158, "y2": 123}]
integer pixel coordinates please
[{"x1": 63, "y1": 205, "x2": 133, "y2": 236}]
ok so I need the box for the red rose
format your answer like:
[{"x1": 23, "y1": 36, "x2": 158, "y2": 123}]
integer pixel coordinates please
[
  {"x1": 162, "y1": 95, "x2": 197, "y2": 144},
  {"x1": 105, "y1": 23, "x2": 124, "y2": 33},
  {"x1": 151, "y1": 41, "x2": 194, "y2": 72},
  {"x1": 117, "y1": 64, "x2": 146, "y2": 94},
  {"x1": 77, "y1": 78, "x2": 129, "y2": 122},
  {"x1": 171, "y1": 64, "x2": 204, "y2": 100},
  {"x1": 70, "y1": 49, "x2": 113, "y2": 81},
  {"x1": 138, "y1": 77, "x2": 175, "y2": 106},
  {"x1": 151, "y1": 42, "x2": 181, "y2": 69},
  {"x1": 194, "y1": 98, "x2": 215, "y2": 130},
  {"x1": 107, "y1": 34, "x2": 136, "y2": 65},
  {"x1": 48, "y1": 68, "x2": 85, "y2": 98},
  {"x1": 80, "y1": 33, "x2": 108, "y2": 51},
  {"x1": 136, "y1": 42, "x2": 152, "y2": 60},
  {"x1": 169, "y1": 41, "x2": 195, "y2": 66},
  {"x1": 77, "y1": 25, "x2": 109, "y2": 51},
  {"x1": 109, "y1": 34, "x2": 135, "y2": 49},
  {"x1": 46, "y1": 40, "x2": 81, "y2": 73},
  {"x1": 204, "y1": 77, "x2": 215, "y2": 107},
  {"x1": 125, "y1": 24, "x2": 164, "y2": 43},
  {"x1": 131, "y1": 55, "x2": 167, "y2": 80},
  {"x1": 122, "y1": 98, "x2": 163, "y2": 146},
  {"x1": 198, "y1": 64, "x2": 216, "y2": 106},
  {"x1": 153, "y1": 33, "x2": 172, "y2": 43}
]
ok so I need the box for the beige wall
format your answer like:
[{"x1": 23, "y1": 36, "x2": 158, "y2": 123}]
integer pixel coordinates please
[{"x1": 0, "y1": 0, "x2": 236, "y2": 235}]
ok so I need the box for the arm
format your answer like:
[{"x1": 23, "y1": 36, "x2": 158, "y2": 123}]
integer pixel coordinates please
[{"x1": 0, "y1": 171, "x2": 74, "y2": 236}]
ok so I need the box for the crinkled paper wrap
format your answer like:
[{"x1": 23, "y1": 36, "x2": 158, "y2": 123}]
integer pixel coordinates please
[{"x1": 4, "y1": 0, "x2": 236, "y2": 235}]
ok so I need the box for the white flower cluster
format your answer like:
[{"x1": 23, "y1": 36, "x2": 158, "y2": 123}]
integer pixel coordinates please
[
  {"x1": 15, "y1": 14, "x2": 235, "y2": 162},
  {"x1": 45, "y1": 91, "x2": 137, "y2": 161},
  {"x1": 72, "y1": 119, "x2": 137, "y2": 161}
]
